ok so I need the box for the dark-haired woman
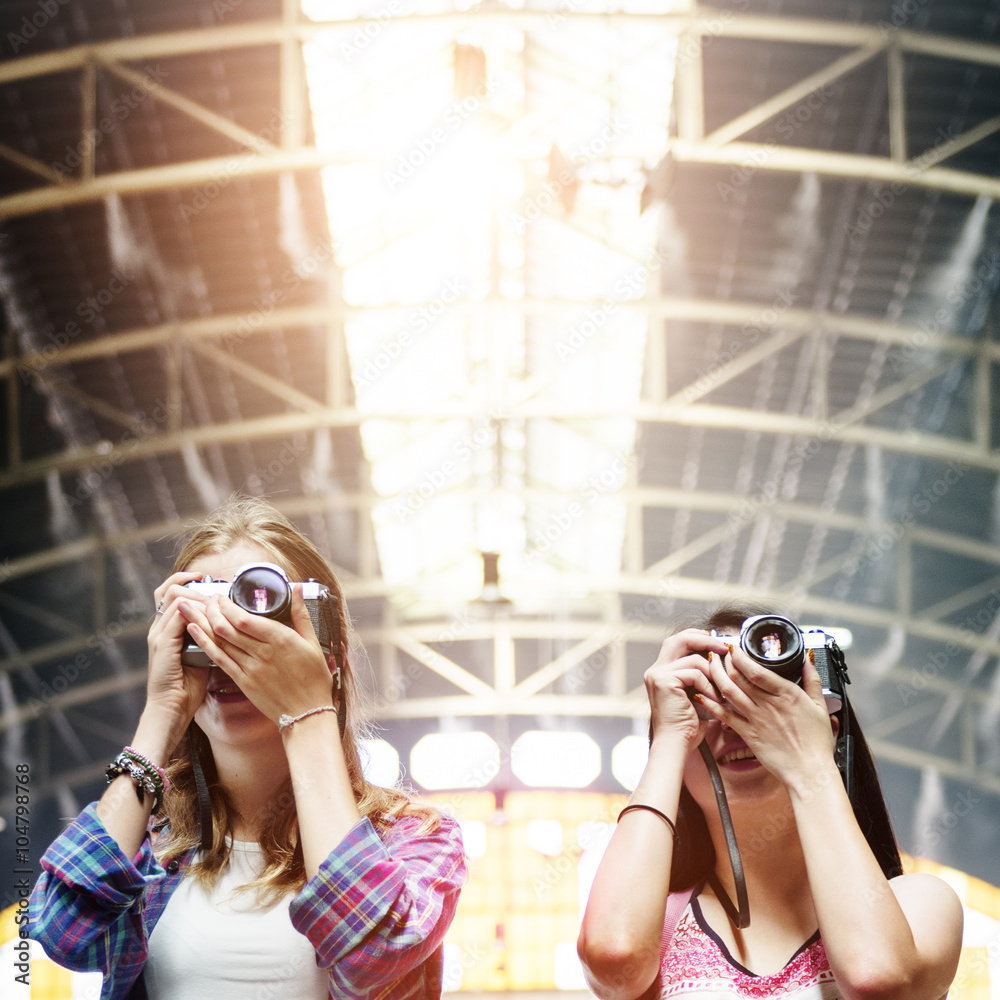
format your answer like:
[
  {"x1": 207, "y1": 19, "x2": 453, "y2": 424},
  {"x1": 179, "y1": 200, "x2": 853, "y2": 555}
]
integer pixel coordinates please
[
  {"x1": 31, "y1": 498, "x2": 466, "y2": 1000},
  {"x1": 578, "y1": 605, "x2": 963, "y2": 1000}
]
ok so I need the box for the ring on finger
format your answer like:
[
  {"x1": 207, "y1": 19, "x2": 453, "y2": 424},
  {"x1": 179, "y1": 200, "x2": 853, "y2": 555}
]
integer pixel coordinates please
[{"x1": 156, "y1": 600, "x2": 165, "y2": 615}]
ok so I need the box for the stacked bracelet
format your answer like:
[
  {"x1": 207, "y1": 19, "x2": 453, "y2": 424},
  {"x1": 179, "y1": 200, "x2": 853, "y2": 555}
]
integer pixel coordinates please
[
  {"x1": 123, "y1": 746, "x2": 169, "y2": 793},
  {"x1": 106, "y1": 747, "x2": 168, "y2": 814}
]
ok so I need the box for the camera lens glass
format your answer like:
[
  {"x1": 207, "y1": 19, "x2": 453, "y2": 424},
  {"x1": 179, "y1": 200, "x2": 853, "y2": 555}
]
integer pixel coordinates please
[
  {"x1": 741, "y1": 615, "x2": 803, "y2": 679},
  {"x1": 230, "y1": 564, "x2": 291, "y2": 619}
]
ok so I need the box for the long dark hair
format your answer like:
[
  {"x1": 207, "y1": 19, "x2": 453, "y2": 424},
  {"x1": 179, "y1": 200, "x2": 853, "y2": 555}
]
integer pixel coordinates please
[{"x1": 665, "y1": 602, "x2": 903, "y2": 892}]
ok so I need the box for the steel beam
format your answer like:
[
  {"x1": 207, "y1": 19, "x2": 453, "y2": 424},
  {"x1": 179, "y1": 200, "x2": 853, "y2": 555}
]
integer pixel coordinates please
[{"x1": 3, "y1": 298, "x2": 989, "y2": 383}]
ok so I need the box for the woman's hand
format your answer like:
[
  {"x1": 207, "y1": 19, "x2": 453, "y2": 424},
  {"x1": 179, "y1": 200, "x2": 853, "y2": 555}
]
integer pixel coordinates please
[
  {"x1": 179, "y1": 584, "x2": 335, "y2": 724},
  {"x1": 143, "y1": 571, "x2": 213, "y2": 746},
  {"x1": 698, "y1": 643, "x2": 838, "y2": 792},
  {"x1": 644, "y1": 628, "x2": 732, "y2": 751}
]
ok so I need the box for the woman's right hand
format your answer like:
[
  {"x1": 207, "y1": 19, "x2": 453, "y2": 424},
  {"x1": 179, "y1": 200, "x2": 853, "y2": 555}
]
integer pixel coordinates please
[
  {"x1": 96, "y1": 572, "x2": 209, "y2": 854},
  {"x1": 644, "y1": 628, "x2": 731, "y2": 750},
  {"x1": 140, "y1": 571, "x2": 211, "y2": 756}
]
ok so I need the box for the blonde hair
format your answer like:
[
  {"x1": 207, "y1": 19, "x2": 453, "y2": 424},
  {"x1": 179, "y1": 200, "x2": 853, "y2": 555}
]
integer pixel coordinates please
[{"x1": 154, "y1": 496, "x2": 439, "y2": 902}]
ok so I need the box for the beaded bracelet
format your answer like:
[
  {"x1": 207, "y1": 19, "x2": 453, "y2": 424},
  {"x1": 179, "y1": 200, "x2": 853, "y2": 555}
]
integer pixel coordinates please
[
  {"x1": 106, "y1": 749, "x2": 166, "y2": 814},
  {"x1": 123, "y1": 746, "x2": 170, "y2": 793}
]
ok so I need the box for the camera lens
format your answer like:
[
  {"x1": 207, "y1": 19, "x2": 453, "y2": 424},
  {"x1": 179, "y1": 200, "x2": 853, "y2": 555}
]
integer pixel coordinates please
[
  {"x1": 230, "y1": 563, "x2": 291, "y2": 620},
  {"x1": 741, "y1": 615, "x2": 803, "y2": 680}
]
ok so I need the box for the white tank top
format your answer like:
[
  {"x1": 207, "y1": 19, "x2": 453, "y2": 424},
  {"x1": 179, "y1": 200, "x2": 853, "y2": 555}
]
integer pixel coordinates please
[{"x1": 146, "y1": 841, "x2": 329, "y2": 1000}]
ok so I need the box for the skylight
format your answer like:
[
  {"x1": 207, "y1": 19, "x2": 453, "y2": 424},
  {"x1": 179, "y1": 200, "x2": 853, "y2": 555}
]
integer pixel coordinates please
[{"x1": 301, "y1": 1, "x2": 677, "y2": 601}]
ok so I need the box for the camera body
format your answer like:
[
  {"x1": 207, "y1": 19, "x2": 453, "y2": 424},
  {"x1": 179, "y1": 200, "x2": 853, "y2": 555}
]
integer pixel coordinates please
[
  {"x1": 697, "y1": 614, "x2": 849, "y2": 717},
  {"x1": 180, "y1": 562, "x2": 337, "y2": 668}
]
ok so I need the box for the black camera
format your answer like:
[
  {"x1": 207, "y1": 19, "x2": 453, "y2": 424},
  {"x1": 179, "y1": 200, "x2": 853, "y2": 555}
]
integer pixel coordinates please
[
  {"x1": 701, "y1": 614, "x2": 849, "y2": 715},
  {"x1": 180, "y1": 562, "x2": 338, "y2": 668}
]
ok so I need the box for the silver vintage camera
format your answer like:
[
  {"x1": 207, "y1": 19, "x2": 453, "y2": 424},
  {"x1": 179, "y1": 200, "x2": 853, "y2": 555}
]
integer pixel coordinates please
[
  {"x1": 695, "y1": 614, "x2": 849, "y2": 717},
  {"x1": 180, "y1": 562, "x2": 337, "y2": 668},
  {"x1": 710, "y1": 614, "x2": 849, "y2": 712}
]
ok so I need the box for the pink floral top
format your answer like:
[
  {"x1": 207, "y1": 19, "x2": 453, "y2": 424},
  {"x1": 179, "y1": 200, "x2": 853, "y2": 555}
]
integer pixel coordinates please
[{"x1": 656, "y1": 894, "x2": 843, "y2": 999}]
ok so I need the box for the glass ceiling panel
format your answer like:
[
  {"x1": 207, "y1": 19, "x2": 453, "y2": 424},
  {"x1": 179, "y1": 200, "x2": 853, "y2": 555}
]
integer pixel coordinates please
[{"x1": 302, "y1": 0, "x2": 678, "y2": 602}]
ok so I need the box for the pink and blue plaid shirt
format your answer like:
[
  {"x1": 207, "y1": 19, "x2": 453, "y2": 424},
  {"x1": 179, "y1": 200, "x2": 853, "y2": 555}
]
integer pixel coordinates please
[{"x1": 30, "y1": 802, "x2": 466, "y2": 1000}]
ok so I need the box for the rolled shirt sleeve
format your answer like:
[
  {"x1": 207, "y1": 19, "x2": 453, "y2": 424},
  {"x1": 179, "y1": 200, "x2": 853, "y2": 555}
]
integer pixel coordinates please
[
  {"x1": 290, "y1": 811, "x2": 467, "y2": 999},
  {"x1": 30, "y1": 802, "x2": 166, "y2": 990}
]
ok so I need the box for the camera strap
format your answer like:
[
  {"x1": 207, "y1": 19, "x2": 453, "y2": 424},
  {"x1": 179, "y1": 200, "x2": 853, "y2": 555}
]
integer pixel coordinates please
[
  {"x1": 189, "y1": 726, "x2": 214, "y2": 854},
  {"x1": 698, "y1": 739, "x2": 750, "y2": 929}
]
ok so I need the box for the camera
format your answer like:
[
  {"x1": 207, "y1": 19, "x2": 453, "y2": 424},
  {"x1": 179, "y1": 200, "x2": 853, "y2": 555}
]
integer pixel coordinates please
[
  {"x1": 699, "y1": 614, "x2": 849, "y2": 715},
  {"x1": 180, "y1": 562, "x2": 338, "y2": 668}
]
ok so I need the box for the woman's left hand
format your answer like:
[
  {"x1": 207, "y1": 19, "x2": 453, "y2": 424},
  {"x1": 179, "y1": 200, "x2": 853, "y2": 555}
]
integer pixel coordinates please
[
  {"x1": 698, "y1": 643, "x2": 838, "y2": 790},
  {"x1": 178, "y1": 585, "x2": 335, "y2": 723}
]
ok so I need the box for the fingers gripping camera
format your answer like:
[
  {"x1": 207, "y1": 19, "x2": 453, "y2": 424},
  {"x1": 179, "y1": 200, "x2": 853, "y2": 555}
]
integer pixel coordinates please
[
  {"x1": 180, "y1": 562, "x2": 339, "y2": 671},
  {"x1": 694, "y1": 614, "x2": 850, "y2": 719}
]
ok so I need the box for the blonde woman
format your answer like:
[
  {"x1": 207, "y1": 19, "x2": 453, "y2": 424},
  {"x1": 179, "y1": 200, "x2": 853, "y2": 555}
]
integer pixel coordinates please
[{"x1": 32, "y1": 497, "x2": 466, "y2": 1000}]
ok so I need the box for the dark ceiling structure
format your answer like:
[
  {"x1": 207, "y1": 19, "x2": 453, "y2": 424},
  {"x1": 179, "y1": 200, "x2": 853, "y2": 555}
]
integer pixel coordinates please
[{"x1": 2, "y1": 0, "x2": 1000, "y2": 894}]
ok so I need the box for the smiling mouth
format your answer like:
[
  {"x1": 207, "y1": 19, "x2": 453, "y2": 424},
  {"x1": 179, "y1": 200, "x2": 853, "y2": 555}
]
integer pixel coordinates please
[{"x1": 719, "y1": 747, "x2": 757, "y2": 764}]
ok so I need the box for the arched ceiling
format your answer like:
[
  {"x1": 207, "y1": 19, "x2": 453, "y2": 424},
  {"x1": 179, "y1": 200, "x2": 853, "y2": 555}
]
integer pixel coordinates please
[{"x1": 2, "y1": 0, "x2": 1000, "y2": 886}]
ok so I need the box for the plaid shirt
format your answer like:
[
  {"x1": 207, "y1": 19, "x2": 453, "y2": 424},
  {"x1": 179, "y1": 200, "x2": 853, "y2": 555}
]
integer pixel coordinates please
[{"x1": 30, "y1": 802, "x2": 466, "y2": 1000}]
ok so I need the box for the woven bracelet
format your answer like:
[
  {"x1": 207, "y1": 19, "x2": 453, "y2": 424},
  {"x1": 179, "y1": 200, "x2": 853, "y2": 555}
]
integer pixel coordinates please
[{"x1": 278, "y1": 705, "x2": 337, "y2": 733}]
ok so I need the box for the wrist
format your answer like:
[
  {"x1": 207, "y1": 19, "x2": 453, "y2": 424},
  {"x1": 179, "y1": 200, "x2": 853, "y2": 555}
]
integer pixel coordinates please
[
  {"x1": 649, "y1": 726, "x2": 698, "y2": 760},
  {"x1": 786, "y1": 757, "x2": 843, "y2": 804},
  {"x1": 279, "y1": 704, "x2": 339, "y2": 738},
  {"x1": 133, "y1": 707, "x2": 187, "y2": 765}
]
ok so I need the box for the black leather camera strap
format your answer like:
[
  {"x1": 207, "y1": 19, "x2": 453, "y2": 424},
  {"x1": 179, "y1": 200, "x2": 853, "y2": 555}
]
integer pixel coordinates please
[
  {"x1": 188, "y1": 725, "x2": 214, "y2": 854},
  {"x1": 698, "y1": 739, "x2": 750, "y2": 929}
]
